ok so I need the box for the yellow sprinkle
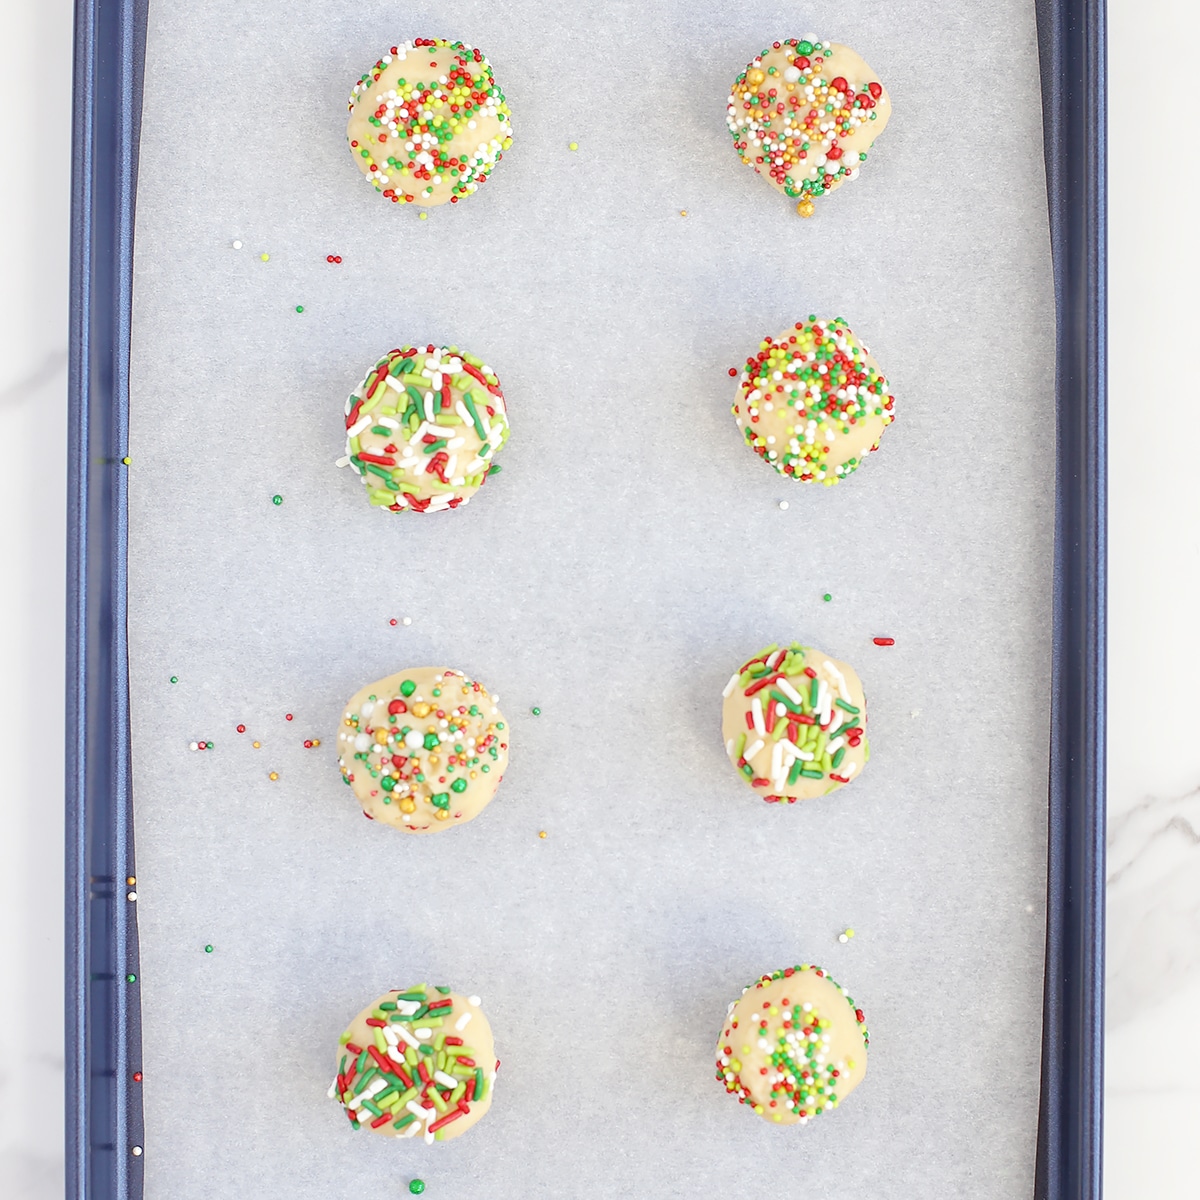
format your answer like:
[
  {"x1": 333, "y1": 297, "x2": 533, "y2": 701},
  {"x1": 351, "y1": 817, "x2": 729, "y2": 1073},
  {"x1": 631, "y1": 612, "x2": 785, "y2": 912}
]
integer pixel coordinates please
[
  {"x1": 568, "y1": 141, "x2": 578, "y2": 151},
  {"x1": 538, "y1": 830, "x2": 547, "y2": 839},
  {"x1": 121, "y1": 456, "x2": 131, "y2": 465},
  {"x1": 259, "y1": 252, "x2": 270, "y2": 261},
  {"x1": 311, "y1": 738, "x2": 321, "y2": 747},
  {"x1": 418, "y1": 212, "x2": 428, "y2": 220},
  {"x1": 126, "y1": 876, "x2": 136, "y2": 886},
  {"x1": 252, "y1": 741, "x2": 261, "y2": 748},
  {"x1": 679, "y1": 209, "x2": 687, "y2": 217},
  {"x1": 268, "y1": 771, "x2": 279, "y2": 781}
]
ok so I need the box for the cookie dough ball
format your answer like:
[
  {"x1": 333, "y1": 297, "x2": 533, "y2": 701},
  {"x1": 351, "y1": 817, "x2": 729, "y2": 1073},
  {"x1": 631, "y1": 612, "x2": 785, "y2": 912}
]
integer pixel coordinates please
[
  {"x1": 722, "y1": 642, "x2": 868, "y2": 802},
  {"x1": 715, "y1": 964, "x2": 869, "y2": 1125},
  {"x1": 339, "y1": 344, "x2": 510, "y2": 514},
  {"x1": 338, "y1": 668, "x2": 508, "y2": 833},
  {"x1": 333, "y1": 985, "x2": 498, "y2": 1142},
  {"x1": 732, "y1": 318, "x2": 895, "y2": 486},
  {"x1": 347, "y1": 38, "x2": 513, "y2": 207},
  {"x1": 726, "y1": 38, "x2": 891, "y2": 216}
]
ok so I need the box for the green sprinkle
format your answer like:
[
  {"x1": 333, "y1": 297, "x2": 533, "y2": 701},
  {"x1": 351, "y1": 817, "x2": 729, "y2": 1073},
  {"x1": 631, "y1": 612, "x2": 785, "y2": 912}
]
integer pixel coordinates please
[
  {"x1": 834, "y1": 699, "x2": 861, "y2": 714},
  {"x1": 400, "y1": 680, "x2": 416, "y2": 697},
  {"x1": 271, "y1": 494, "x2": 283, "y2": 505},
  {"x1": 204, "y1": 944, "x2": 213, "y2": 954},
  {"x1": 409, "y1": 1181, "x2": 426, "y2": 1195},
  {"x1": 823, "y1": 593, "x2": 832, "y2": 602},
  {"x1": 531, "y1": 707, "x2": 541, "y2": 716},
  {"x1": 169, "y1": 676, "x2": 178, "y2": 684},
  {"x1": 126, "y1": 974, "x2": 137, "y2": 983},
  {"x1": 295, "y1": 305, "x2": 304, "y2": 314}
]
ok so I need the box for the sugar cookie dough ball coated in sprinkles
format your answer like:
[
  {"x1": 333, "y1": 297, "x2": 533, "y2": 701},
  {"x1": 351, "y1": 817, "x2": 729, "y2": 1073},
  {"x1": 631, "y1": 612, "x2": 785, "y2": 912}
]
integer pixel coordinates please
[
  {"x1": 722, "y1": 642, "x2": 868, "y2": 801},
  {"x1": 727, "y1": 38, "x2": 890, "y2": 215},
  {"x1": 333, "y1": 986, "x2": 498, "y2": 1142},
  {"x1": 339, "y1": 345, "x2": 509, "y2": 513},
  {"x1": 338, "y1": 668, "x2": 508, "y2": 833},
  {"x1": 347, "y1": 39, "x2": 512, "y2": 207},
  {"x1": 716, "y1": 965, "x2": 868, "y2": 1125},
  {"x1": 733, "y1": 318, "x2": 895, "y2": 485}
]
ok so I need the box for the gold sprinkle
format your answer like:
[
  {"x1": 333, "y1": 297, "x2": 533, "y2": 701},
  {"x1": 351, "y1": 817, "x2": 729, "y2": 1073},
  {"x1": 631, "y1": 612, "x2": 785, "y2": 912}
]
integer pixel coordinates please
[
  {"x1": 679, "y1": 209, "x2": 687, "y2": 217},
  {"x1": 796, "y1": 198, "x2": 815, "y2": 218},
  {"x1": 126, "y1": 876, "x2": 136, "y2": 886},
  {"x1": 538, "y1": 830, "x2": 547, "y2": 839},
  {"x1": 268, "y1": 771, "x2": 279, "y2": 781},
  {"x1": 252, "y1": 741, "x2": 261, "y2": 749}
]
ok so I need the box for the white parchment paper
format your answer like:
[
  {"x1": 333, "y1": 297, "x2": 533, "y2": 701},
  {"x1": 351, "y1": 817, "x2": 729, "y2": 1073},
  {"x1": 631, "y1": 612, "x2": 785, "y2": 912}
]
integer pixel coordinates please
[{"x1": 128, "y1": 2, "x2": 1055, "y2": 1196}]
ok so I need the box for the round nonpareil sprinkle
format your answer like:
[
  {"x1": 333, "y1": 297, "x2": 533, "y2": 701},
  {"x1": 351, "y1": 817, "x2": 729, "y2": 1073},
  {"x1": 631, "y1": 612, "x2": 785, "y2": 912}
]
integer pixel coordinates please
[
  {"x1": 731, "y1": 317, "x2": 895, "y2": 486},
  {"x1": 346, "y1": 39, "x2": 513, "y2": 208},
  {"x1": 268, "y1": 771, "x2": 279, "y2": 781},
  {"x1": 720, "y1": 641, "x2": 870, "y2": 803},
  {"x1": 715, "y1": 963, "x2": 869, "y2": 1126},
  {"x1": 338, "y1": 343, "x2": 510, "y2": 514},
  {"x1": 726, "y1": 39, "x2": 891, "y2": 214},
  {"x1": 409, "y1": 1182, "x2": 426, "y2": 1196},
  {"x1": 272, "y1": 494, "x2": 283, "y2": 506}
]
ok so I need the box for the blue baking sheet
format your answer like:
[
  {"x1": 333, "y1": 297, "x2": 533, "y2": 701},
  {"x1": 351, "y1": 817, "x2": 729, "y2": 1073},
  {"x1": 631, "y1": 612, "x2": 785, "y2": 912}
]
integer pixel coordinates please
[{"x1": 65, "y1": 1, "x2": 1105, "y2": 1196}]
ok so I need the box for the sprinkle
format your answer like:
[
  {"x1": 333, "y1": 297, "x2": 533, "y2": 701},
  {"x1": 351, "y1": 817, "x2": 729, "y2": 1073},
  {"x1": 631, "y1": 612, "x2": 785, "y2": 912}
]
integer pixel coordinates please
[
  {"x1": 121, "y1": 456, "x2": 131, "y2": 465},
  {"x1": 326, "y1": 254, "x2": 343, "y2": 263},
  {"x1": 272, "y1": 494, "x2": 282, "y2": 505},
  {"x1": 126, "y1": 877, "x2": 136, "y2": 886},
  {"x1": 236, "y1": 724, "x2": 245, "y2": 733},
  {"x1": 838, "y1": 927, "x2": 856, "y2": 943},
  {"x1": 390, "y1": 618, "x2": 398, "y2": 626},
  {"x1": 538, "y1": 830, "x2": 547, "y2": 839},
  {"x1": 402, "y1": 617, "x2": 412, "y2": 626},
  {"x1": 823, "y1": 593, "x2": 832, "y2": 602},
  {"x1": 569, "y1": 141, "x2": 578, "y2": 150},
  {"x1": 285, "y1": 713, "x2": 293, "y2": 721},
  {"x1": 132, "y1": 1072, "x2": 142, "y2": 1082},
  {"x1": 295, "y1": 305, "x2": 305, "y2": 314},
  {"x1": 728, "y1": 367, "x2": 738, "y2": 377},
  {"x1": 409, "y1": 1182, "x2": 426, "y2": 1196},
  {"x1": 232, "y1": 240, "x2": 242, "y2": 249},
  {"x1": 680, "y1": 209, "x2": 688, "y2": 216},
  {"x1": 268, "y1": 771, "x2": 279, "y2": 781},
  {"x1": 252, "y1": 741, "x2": 261, "y2": 749},
  {"x1": 127, "y1": 891, "x2": 137, "y2": 901},
  {"x1": 778, "y1": 500, "x2": 789, "y2": 510},
  {"x1": 131, "y1": 1146, "x2": 142, "y2": 1157},
  {"x1": 418, "y1": 212, "x2": 428, "y2": 220},
  {"x1": 169, "y1": 676, "x2": 178, "y2": 684},
  {"x1": 531, "y1": 707, "x2": 541, "y2": 716},
  {"x1": 204, "y1": 944, "x2": 213, "y2": 953},
  {"x1": 872, "y1": 637, "x2": 895, "y2": 646},
  {"x1": 259, "y1": 252, "x2": 269, "y2": 261},
  {"x1": 126, "y1": 974, "x2": 136, "y2": 983}
]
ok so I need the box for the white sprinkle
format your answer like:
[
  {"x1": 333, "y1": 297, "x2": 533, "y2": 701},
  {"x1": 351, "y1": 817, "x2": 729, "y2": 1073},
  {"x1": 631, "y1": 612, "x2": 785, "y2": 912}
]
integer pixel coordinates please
[
  {"x1": 779, "y1": 500, "x2": 789, "y2": 510},
  {"x1": 743, "y1": 738, "x2": 764, "y2": 763},
  {"x1": 468, "y1": 995, "x2": 481, "y2": 1007},
  {"x1": 722, "y1": 673, "x2": 739, "y2": 698},
  {"x1": 347, "y1": 415, "x2": 372, "y2": 438},
  {"x1": 455, "y1": 1012, "x2": 472, "y2": 1031},
  {"x1": 335, "y1": 455, "x2": 350, "y2": 468},
  {"x1": 414, "y1": 1027, "x2": 432, "y2": 1040},
  {"x1": 327, "y1": 1078, "x2": 338, "y2": 1099},
  {"x1": 394, "y1": 1024, "x2": 421, "y2": 1050},
  {"x1": 231, "y1": 240, "x2": 242, "y2": 249},
  {"x1": 434, "y1": 1071, "x2": 458, "y2": 1089},
  {"x1": 778, "y1": 678, "x2": 803, "y2": 707},
  {"x1": 751, "y1": 696, "x2": 766, "y2": 736},
  {"x1": 402, "y1": 617, "x2": 412, "y2": 626}
]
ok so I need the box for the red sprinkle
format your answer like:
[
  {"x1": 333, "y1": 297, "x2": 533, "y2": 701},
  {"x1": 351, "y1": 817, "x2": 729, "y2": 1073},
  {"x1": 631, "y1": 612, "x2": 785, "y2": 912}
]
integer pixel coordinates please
[
  {"x1": 389, "y1": 618, "x2": 398, "y2": 626},
  {"x1": 873, "y1": 637, "x2": 895, "y2": 646},
  {"x1": 428, "y1": 1108, "x2": 464, "y2": 1133},
  {"x1": 132, "y1": 1071, "x2": 143, "y2": 1082},
  {"x1": 236, "y1": 724, "x2": 245, "y2": 733},
  {"x1": 728, "y1": 367, "x2": 738, "y2": 377},
  {"x1": 285, "y1": 713, "x2": 294, "y2": 721}
]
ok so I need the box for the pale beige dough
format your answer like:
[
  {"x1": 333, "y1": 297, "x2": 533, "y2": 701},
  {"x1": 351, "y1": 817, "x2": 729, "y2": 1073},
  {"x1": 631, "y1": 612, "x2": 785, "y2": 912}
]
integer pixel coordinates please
[
  {"x1": 715, "y1": 965, "x2": 869, "y2": 1125},
  {"x1": 722, "y1": 642, "x2": 868, "y2": 802},
  {"x1": 346, "y1": 39, "x2": 513, "y2": 207},
  {"x1": 333, "y1": 986, "x2": 497, "y2": 1142},
  {"x1": 726, "y1": 38, "x2": 891, "y2": 214},
  {"x1": 337, "y1": 667, "x2": 508, "y2": 833}
]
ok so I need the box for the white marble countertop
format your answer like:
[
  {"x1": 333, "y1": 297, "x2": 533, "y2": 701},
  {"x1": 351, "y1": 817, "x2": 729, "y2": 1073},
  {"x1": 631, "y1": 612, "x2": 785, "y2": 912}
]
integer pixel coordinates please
[{"x1": 0, "y1": 1, "x2": 1193, "y2": 1195}]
